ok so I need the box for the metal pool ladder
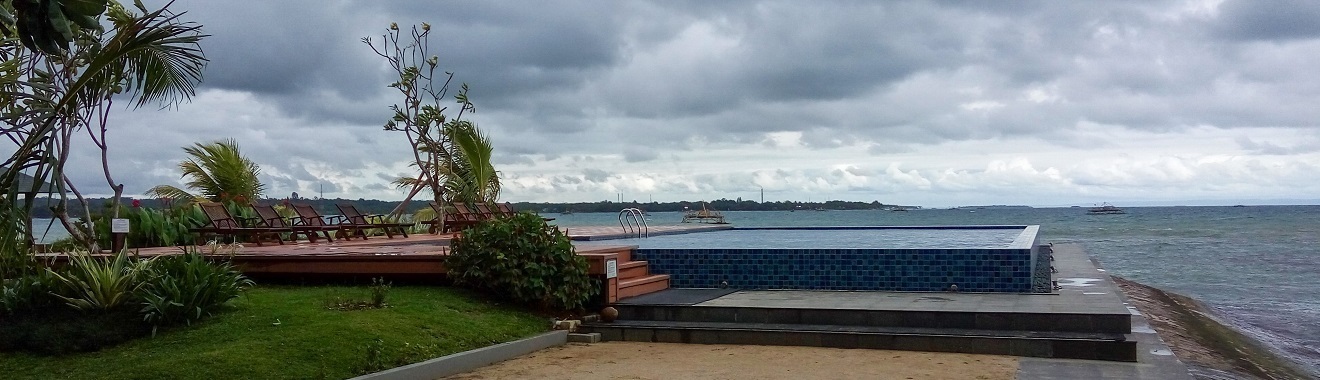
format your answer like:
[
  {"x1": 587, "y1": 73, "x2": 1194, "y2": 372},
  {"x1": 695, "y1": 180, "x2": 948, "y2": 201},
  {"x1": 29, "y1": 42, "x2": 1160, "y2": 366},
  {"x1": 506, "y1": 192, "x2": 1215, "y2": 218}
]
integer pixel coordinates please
[{"x1": 618, "y1": 208, "x2": 648, "y2": 238}]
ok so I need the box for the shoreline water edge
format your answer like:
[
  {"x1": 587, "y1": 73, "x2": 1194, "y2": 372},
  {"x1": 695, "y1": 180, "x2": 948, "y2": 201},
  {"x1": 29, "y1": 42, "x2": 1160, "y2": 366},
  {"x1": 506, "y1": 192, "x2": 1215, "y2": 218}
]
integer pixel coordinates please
[{"x1": 1114, "y1": 276, "x2": 1315, "y2": 379}]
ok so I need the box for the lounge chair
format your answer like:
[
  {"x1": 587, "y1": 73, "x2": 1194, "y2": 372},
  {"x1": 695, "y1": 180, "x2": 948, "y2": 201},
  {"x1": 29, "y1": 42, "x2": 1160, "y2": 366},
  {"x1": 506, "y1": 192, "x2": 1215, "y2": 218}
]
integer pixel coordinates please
[
  {"x1": 419, "y1": 201, "x2": 474, "y2": 234},
  {"x1": 496, "y1": 202, "x2": 555, "y2": 221},
  {"x1": 191, "y1": 202, "x2": 291, "y2": 246},
  {"x1": 291, "y1": 203, "x2": 370, "y2": 241},
  {"x1": 453, "y1": 203, "x2": 485, "y2": 222},
  {"x1": 248, "y1": 204, "x2": 336, "y2": 243},
  {"x1": 335, "y1": 203, "x2": 413, "y2": 239},
  {"x1": 475, "y1": 203, "x2": 499, "y2": 220}
]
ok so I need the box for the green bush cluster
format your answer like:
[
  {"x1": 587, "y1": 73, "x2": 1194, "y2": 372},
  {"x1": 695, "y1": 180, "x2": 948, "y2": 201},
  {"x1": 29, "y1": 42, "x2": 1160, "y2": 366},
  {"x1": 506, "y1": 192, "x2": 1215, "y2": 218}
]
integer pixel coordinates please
[
  {"x1": 447, "y1": 212, "x2": 597, "y2": 311},
  {"x1": 87, "y1": 202, "x2": 207, "y2": 248},
  {"x1": 0, "y1": 245, "x2": 252, "y2": 354}
]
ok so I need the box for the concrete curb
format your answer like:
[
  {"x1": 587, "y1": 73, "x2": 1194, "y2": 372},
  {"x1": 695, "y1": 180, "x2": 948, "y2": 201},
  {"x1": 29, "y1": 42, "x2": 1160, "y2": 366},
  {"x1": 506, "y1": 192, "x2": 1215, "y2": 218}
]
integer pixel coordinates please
[{"x1": 350, "y1": 330, "x2": 569, "y2": 380}]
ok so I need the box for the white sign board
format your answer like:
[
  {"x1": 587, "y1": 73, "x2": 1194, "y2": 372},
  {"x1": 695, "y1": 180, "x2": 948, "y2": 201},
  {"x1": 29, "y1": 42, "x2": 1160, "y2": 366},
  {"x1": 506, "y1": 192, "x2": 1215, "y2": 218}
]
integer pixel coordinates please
[
  {"x1": 605, "y1": 259, "x2": 618, "y2": 279},
  {"x1": 111, "y1": 218, "x2": 130, "y2": 234}
]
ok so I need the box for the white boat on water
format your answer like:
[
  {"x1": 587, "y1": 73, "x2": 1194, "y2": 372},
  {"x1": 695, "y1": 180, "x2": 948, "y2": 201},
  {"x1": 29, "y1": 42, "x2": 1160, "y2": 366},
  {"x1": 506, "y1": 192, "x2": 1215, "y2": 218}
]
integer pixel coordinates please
[{"x1": 1087, "y1": 203, "x2": 1125, "y2": 215}]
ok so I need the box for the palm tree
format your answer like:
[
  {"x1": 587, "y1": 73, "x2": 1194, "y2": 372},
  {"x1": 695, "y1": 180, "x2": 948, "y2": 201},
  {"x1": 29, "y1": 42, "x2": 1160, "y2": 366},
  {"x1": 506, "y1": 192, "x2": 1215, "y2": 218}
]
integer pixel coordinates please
[
  {"x1": 147, "y1": 139, "x2": 265, "y2": 204},
  {"x1": 443, "y1": 121, "x2": 500, "y2": 205},
  {"x1": 392, "y1": 120, "x2": 500, "y2": 204},
  {"x1": 1, "y1": 2, "x2": 207, "y2": 250}
]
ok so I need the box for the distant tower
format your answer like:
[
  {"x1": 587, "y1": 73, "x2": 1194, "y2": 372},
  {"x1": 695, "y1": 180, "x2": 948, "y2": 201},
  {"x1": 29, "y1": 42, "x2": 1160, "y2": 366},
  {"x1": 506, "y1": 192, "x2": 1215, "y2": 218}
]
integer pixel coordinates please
[{"x1": 760, "y1": 187, "x2": 764, "y2": 203}]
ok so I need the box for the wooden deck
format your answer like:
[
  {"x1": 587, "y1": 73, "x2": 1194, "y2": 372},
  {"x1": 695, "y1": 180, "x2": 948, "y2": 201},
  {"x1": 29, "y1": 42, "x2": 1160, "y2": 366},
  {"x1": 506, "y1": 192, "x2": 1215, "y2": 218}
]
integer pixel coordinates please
[{"x1": 69, "y1": 223, "x2": 731, "y2": 279}]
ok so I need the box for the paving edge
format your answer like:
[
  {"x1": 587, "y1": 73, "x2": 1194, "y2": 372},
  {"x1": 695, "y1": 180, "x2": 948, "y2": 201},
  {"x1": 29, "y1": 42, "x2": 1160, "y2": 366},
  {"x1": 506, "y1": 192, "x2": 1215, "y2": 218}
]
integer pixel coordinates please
[{"x1": 350, "y1": 330, "x2": 569, "y2": 380}]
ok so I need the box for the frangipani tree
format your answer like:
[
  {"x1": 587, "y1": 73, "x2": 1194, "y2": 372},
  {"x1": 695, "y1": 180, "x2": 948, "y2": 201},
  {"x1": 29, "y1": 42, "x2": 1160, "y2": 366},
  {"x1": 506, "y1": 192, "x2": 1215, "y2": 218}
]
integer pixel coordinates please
[
  {"x1": 365, "y1": 23, "x2": 501, "y2": 226},
  {"x1": 1, "y1": 1, "x2": 206, "y2": 252},
  {"x1": 147, "y1": 139, "x2": 265, "y2": 204}
]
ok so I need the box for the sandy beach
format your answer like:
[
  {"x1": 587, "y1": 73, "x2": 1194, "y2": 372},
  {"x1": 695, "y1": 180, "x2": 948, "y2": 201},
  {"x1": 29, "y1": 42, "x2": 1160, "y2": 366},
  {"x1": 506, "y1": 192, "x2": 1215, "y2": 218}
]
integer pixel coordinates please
[{"x1": 443, "y1": 341, "x2": 1017, "y2": 380}]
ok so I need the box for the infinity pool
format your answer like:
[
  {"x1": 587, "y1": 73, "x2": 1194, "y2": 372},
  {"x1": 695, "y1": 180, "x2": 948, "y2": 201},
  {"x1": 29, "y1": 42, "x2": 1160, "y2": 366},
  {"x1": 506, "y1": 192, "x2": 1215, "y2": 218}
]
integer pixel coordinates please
[
  {"x1": 633, "y1": 226, "x2": 1028, "y2": 250},
  {"x1": 620, "y1": 226, "x2": 1044, "y2": 293}
]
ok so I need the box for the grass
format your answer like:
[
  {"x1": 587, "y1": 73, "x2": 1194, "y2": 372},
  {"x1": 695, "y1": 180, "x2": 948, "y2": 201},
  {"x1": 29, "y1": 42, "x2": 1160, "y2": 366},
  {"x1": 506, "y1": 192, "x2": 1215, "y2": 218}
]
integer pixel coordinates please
[{"x1": 0, "y1": 285, "x2": 550, "y2": 380}]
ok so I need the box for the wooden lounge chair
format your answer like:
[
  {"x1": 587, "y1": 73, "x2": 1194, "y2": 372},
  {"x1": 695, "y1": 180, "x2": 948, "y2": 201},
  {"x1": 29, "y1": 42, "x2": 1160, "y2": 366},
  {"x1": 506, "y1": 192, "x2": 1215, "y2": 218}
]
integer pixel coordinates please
[
  {"x1": 291, "y1": 203, "x2": 369, "y2": 241},
  {"x1": 248, "y1": 204, "x2": 336, "y2": 243},
  {"x1": 475, "y1": 203, "x2": 499, "y2": 220},
  {"x1": 440, "y1": 201, "x2": 484, "y2": 233},
  {"x1": 419, "y1": 201, "x2": 472, "y2": 234},
  {"x1": 191, "y1": 202, "x2": 291, "y2": 246},
  {"x1": 335, "y1": 203, "x2": 413, "y2": 239},
  {"x1": 496, "y1": 202, "x2": 555, "y2": 221},
  {"x1": 453, "y1": 203, "x2": 485, "y2": 222}
]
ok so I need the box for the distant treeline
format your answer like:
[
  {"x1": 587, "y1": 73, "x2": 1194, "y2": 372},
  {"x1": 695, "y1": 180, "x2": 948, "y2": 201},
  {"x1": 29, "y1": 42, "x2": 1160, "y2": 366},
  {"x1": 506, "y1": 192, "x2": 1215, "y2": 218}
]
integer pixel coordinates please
[
  {"x1": 25, "y1": 197, "x2": 415, "y2": 218},
  {"x1": 26, "y1": 197, "x2": 911, "y2": 218},
  {"x1": 514, "y1": 199, "x2": 910, "y2": 214}
]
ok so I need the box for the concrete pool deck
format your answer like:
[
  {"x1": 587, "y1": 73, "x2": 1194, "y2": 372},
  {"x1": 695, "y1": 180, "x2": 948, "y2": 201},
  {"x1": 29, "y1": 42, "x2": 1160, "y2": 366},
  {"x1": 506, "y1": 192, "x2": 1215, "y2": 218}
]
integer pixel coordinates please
[{"x1": 582, "y1": 243, "x2": 1195, "y2": 378}]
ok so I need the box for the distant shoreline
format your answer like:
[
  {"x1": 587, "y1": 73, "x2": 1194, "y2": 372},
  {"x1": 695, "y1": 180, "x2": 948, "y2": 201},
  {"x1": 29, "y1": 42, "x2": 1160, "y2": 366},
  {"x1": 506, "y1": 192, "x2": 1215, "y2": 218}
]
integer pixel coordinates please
[{"x1": 1113, "y1": 276, "x2": 1315, "y2": 379}]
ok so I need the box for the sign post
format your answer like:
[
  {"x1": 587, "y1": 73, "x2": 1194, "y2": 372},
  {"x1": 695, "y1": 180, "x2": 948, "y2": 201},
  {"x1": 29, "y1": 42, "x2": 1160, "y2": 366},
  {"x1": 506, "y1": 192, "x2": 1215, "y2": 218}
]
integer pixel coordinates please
[{"x1": 110, "y1": 218, "x2": 130, "y2": 253}]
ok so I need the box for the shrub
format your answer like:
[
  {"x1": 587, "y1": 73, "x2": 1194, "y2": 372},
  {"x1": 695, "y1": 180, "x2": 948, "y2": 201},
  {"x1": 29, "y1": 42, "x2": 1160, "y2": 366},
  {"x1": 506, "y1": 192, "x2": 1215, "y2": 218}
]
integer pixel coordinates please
[
  {"x1": 93, "y1": 203, "x2": 204, "y2": 249},
  {"x1": 447, "y1": 212, "x2": 597, "y2": 311},
  {"x1": 137, "y1": 247, "x2": 253, "y2": 327},
  {"x1": 48, "y1": 251, "x2": 148, "y2": 312},
  {"x1": 1, "y1": 270, "x2": 61, "y2": 315}
]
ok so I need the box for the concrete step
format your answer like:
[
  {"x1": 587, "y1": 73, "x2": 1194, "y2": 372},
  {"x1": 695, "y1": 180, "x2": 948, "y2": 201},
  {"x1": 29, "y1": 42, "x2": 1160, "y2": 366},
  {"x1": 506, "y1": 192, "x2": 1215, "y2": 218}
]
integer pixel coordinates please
[
  {"x1": 617, "y1": 260, "x2": 652, "y2": 279},
  {"x1": 614, "y1": 304, "x2": 1130, "y2": 334},
  {"x1": 581, "y1": 320, "x2": 1137, "y2": 362},
  {"x1": 618, "y1": 274, "x2": 671, "y2": 299}
]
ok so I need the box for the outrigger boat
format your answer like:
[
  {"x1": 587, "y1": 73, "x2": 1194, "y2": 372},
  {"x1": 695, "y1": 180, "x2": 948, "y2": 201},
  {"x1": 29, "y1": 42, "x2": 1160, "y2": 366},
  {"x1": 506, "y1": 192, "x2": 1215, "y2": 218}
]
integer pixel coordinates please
[{"x1": 682, "y1": 203, "x2": 729, "y2": 224}]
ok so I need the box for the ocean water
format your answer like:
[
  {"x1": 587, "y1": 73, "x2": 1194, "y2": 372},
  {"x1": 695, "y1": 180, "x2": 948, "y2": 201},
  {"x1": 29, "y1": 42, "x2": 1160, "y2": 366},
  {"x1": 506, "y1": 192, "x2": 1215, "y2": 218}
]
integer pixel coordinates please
[{"x1": 552, "y1": 206, "x2": 1320, "y2": 374}]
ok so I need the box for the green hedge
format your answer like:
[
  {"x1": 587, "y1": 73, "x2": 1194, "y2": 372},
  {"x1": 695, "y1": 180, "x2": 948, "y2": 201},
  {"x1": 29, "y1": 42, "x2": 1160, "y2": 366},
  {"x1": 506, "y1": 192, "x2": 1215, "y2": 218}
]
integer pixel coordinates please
[{"x1": 447, "y1": 212, "x2": 597, "y2": 311}]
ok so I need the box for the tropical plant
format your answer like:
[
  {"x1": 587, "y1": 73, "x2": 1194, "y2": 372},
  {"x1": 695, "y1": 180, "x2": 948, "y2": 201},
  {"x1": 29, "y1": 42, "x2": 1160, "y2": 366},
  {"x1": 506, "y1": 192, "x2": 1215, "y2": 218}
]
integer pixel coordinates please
[
  {"x1": 0, "y1": 0, "x2": 109, "y2": 55},
  {"x1": 447, "y1": 213, "x2": 597, "y2": 311},
  {"x1": 48, "y1": 250, "x2": 148, "y2": 311},
  {"x1": 364, "y1": 23, "x2": 502, "y2": 225},
  {"x1": 0, "y1": 268, "x2": 60, "y2": 314},
  {"x1": 1, "y1": 1, "x2": 207, "y2": 252},
  {"x1": 146, "y1": 139, "x2": 265, "y2": 204},
  {"x1": 137, "y1": 247, "x2": 252, "y2": 328}
]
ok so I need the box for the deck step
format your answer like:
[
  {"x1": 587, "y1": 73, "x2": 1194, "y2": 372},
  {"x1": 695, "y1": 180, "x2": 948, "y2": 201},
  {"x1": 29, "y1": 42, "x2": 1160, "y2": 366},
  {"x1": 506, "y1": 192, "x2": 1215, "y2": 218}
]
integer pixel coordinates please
[
  {"x1": 617, "y1": 260, "x2": 652, "y2": 279},
  {"x1": 618, "y1": 274, "x2": 671, "y2": 299},
  {"x1": 612, "y1": 304, "x2": 1131, "y2": 334},
  {"x1": 581, "y1": 320, "x2": 1136, "y2": 362}
]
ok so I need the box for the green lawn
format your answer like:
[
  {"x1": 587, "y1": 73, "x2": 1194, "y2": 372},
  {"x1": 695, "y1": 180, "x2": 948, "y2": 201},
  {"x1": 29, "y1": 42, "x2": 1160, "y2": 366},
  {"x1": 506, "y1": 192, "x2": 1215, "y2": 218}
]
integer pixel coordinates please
[{"x1": 0, "y1": 285, "x2": 550, "y2": 380}]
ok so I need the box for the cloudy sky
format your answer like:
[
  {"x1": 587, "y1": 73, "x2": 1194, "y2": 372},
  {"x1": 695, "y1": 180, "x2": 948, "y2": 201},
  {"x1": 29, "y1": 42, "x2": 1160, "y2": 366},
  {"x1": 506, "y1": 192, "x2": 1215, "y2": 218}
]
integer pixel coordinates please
[{"x1": 47, "y1": 0, "x2": 1320, "y2": 207}]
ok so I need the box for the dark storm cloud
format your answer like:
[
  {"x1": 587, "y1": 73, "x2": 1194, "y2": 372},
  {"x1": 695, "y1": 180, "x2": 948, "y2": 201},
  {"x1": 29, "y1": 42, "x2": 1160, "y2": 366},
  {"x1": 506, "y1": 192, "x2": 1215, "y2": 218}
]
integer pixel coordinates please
[
  {"x1": 1212, "y1": 0, "x2": 1320, "y2": 41},
  {"x1": 81, "y1": 0, "x2": 1320, "y2": 203}
]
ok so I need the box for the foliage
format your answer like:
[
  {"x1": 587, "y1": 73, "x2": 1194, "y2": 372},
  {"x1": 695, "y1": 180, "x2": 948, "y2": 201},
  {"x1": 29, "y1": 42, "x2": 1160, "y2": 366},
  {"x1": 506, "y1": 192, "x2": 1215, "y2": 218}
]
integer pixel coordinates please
[
  {"x1": 1, "y1": 244, "x2": 250, "y2": 353},
  {"x1": 1, "y1": 1, "x2": 207, "y2": 251},
  {"x1": 447, "y1": 213, "x2": 597, "y2": 311},
  {"x1": 438, "y1": 121, "x2": 500, "y2": 205},
  {"x1": 0, "y1": 269, "x2": 59, "y2": 314},
  {"x1": 365, "y1": 23, "x2": 504, "y2": 220},
  {"x1": 325, "y1": 277, "x2": 392, "y2": 311},
  {"x1": 0, "y1": 0, "x2": 109, "y2": 55},
  {"x1": 88, "y1": 201, "x2": 202, "y2": 248},
  {"x1": 0, "y1": 305, "x2": 150, "y2": 355},
  {"x1": 369, "y1": 277, "x2": 390, "y2": 308},
  {"x1": 137, "y1": 247, "x2": 252, "y2": 328},
  {"x1": 47, "y1": 250, "x2": 147, "y2": 311},
  {"x1": 0, "y1": 285, "x2": 548, "y2": 378},
  {"x1": 146, "y1": 139, "x2": 266, "y2": 204}
]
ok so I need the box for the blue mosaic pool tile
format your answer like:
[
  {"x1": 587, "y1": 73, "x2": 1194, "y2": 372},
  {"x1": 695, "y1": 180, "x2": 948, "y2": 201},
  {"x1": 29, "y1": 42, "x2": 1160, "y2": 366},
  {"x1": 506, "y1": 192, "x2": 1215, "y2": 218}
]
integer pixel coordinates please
[{"x1": 635, "y1": 247, "x2": 1036, "y2": 292}]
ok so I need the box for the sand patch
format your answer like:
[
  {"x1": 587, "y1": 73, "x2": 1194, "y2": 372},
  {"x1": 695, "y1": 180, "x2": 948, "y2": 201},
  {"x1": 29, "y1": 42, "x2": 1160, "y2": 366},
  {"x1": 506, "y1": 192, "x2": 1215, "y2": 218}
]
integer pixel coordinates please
[{"x1": 444, "y1": 341, "x2": 1017, "y2": 380}]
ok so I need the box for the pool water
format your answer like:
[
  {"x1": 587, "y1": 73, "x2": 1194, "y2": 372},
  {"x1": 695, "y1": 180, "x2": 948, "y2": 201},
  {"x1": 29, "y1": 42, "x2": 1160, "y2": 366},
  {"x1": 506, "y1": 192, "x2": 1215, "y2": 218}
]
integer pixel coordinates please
[{"x1": 633, "y1": 226, "x2": 1025, "y2": 250}]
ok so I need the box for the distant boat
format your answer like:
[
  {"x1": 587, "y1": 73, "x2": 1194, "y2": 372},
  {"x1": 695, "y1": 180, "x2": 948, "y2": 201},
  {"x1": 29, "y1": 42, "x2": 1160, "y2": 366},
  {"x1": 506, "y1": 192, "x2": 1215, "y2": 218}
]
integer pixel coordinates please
[
  {"x1": 560, "y1": 209, "x2": 574, "y2": 215},
  {"x1": 1087, "y1": 203, "x2": 1125, "y2": 215},
  {"x1": 682, "y1": 203, "x2": 729, "y2": 224}
]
